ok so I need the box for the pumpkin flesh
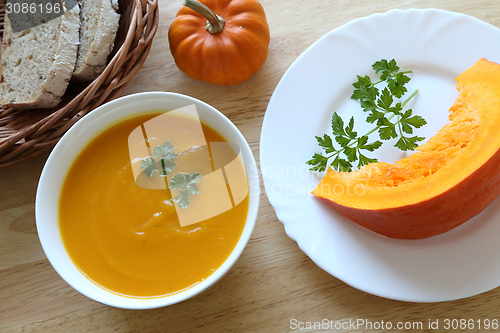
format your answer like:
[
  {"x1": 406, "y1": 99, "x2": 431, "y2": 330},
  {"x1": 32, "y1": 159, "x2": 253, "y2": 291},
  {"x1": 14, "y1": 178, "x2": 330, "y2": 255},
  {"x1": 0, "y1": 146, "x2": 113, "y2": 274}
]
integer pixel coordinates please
[{"x1": 313, "y1": 58, "x2": 500, "y2": 239}]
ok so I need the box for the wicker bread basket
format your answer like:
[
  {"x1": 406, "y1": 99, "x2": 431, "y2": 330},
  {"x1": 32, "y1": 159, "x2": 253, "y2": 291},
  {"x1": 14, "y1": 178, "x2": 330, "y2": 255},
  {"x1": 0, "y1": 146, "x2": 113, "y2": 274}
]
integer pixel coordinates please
[{"x1": 0, "y1": 0, "x2": 159, "y2": 169}]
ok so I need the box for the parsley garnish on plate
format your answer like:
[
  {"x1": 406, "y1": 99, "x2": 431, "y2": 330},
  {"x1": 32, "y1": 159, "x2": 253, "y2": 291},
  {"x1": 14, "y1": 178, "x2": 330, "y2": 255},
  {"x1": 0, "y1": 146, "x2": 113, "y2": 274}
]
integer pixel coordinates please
[
  {"x1": 140, "y1": 141, "x2": 200, "y2": 209},
  {"x1": 307, "y1": 59, "x2": 427, "y2": 172}
]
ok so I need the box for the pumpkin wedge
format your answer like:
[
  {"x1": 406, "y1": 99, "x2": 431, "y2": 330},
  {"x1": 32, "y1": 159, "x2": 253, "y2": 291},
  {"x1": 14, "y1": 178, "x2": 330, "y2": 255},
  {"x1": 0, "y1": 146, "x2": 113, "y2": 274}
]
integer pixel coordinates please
[{"x1": 313, "y1": 58, "x2": 500, "y2": 239}]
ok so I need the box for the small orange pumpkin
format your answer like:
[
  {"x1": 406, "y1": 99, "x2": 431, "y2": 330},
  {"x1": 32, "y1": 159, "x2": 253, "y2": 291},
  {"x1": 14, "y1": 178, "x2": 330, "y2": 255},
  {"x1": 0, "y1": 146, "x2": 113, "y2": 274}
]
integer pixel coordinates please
[
  {"x1": 168, "y1": 0, "x2": 270, "y2": 85},
  {"x1": 313, "y1": 58, "x2": 500, "y2": 239}
]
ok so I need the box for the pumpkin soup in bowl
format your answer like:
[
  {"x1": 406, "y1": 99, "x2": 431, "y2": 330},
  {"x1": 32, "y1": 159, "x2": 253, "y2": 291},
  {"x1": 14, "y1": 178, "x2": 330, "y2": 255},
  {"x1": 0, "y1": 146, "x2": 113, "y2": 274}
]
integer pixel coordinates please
[{"x1": 35, "y1": 92, "x2": 259, "y2": 309}]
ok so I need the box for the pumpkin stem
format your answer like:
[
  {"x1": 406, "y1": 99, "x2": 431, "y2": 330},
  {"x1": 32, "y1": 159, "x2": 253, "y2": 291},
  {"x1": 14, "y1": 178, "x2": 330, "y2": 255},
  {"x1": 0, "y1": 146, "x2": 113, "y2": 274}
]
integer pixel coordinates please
[{"x1": 183, "y1": 0, "x2": 225, "y2": 35}]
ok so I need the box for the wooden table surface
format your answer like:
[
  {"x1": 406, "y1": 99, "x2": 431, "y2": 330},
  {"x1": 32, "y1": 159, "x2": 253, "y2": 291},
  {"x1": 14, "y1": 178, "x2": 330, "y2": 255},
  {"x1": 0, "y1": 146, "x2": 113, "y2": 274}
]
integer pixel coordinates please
[{"x1": 3, "y1": 0, "x2": 500, "y2": 332}]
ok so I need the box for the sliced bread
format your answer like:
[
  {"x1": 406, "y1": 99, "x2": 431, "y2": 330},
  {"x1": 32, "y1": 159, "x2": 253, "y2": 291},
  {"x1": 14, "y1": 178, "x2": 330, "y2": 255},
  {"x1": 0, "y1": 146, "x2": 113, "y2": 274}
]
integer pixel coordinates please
[
  {"x1": 72, "y1": 0, "x2": 120, "y2": 82},
  {"x1": 0, "y1": 2, "x2": 80, "y2": 109}
]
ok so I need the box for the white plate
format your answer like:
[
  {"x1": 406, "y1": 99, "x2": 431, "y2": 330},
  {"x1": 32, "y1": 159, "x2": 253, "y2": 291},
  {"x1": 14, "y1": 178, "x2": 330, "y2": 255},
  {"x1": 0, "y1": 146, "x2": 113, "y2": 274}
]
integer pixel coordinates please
[{"x1": 260, "y1": 8, "x2": 500, "y2": 302}]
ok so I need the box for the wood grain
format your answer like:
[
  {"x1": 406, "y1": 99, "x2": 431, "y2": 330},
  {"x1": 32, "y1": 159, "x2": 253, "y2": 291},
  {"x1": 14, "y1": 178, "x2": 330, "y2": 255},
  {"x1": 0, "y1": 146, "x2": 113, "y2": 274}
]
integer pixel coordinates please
[{"x1": 3, "y1": 0, "x2": 500, "y2": 332}]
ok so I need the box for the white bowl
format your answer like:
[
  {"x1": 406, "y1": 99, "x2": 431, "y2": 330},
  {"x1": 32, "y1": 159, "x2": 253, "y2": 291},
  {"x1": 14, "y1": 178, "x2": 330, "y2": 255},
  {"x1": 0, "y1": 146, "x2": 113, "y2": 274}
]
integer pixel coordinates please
[{"x1": 35, "y1": 92, "x2": 260, "y2": 309}]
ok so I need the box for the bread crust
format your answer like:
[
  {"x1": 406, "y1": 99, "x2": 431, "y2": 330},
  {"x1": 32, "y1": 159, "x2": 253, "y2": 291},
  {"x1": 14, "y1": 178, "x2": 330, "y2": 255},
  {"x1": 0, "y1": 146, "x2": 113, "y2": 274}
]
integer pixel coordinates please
[
  {"x1": 0, "y1": 3, "x2": 80, "y2": 109},
  {"x1": 72, "y1": 0, "x2": 120, "y2": 82}
]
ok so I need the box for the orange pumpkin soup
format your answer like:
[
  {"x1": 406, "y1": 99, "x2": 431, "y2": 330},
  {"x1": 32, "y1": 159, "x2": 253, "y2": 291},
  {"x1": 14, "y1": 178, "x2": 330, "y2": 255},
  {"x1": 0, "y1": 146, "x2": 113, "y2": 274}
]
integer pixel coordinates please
[{"x1": 59, "y1": 112, "x2": 249, "y2": 297}]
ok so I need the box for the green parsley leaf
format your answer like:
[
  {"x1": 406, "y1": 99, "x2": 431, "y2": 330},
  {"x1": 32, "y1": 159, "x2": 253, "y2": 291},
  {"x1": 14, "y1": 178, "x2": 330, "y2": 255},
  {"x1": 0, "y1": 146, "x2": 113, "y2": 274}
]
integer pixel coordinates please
[
  {"x1": 307, "y1": 58, "x2": 426, "y2": 172},
  {"x1": 345, "y1": 117, "x2": 357, "y2": 139},
  {"x1": 378, "y1": 117, "x2": 398, "y2": 140},
  {"x1": 344, "y1": 146, "x2": 358, "y2": 162},
  {"x1": 174, "y1": 192, "x2": 191, "y2": 210},
  {"x1": 388, "y1": 76, "x2": 409, "y2": 98},
  {"x1": 387, "y1": 102, "x2": 403, "y2": 115},
  {"x1": 169, "y1": 172, "x2": 202, "y2": 209},
  {"x1": 331, "y1": 156, "x2": 352, "y2": 173},
  {"x1": 316, "y1": 134, "x2": 336, "y2": 154},
  {"x1": 377, "y1": 88, "x2": 394, "y2": 111},
  {"x1": 306, "y1": 153, "x2": 329, "y2": 172},
  {"x1": 331, "y1": 112, "x2": 346, "y2": 136},
  {"x1": 395, "y1": 135, "x2": 425, "y2": 151},
  {"x1": 395, "y1": 137, "x2": 412, "y2": 151},
  {"x1": 352, "y1": 75, "x2": 379, "y2": 108},
  {"x1": 352, "y1": 75, "x2": 373, "y2": 97},
  {"x1": 139, "y1": 141, "x2": 201, "y2": 209},
  {"x1": 169, "y1": 172, "x2": 201, "y2": 192},
  {"x1": 151, "y1": 141, "x2": 178, "y2": 176},
  {"x1": 159, "y1": 158, "x2": 177, "y2": 176},
  {"x1": 152, "y1": 141, "x2": 177, "y2": 160},
  {"x1": 358, "y1": 152, "x2": 378, "y2": 168},
  {"x1": 357, "y1": 136, "x2": 382, "y2": 151},
  {"x1": 366, "y1": 110, "x2": 385, "y2": 124},
  {"x1": 372, "y1": 59, "x2": 411, "y2": 98},
  {"x1": 360, "y1": 98, "x2": 377, "y2": 112},
  {"x1": 400, "y1": 121, "x2": 414, "y2": 135},
  {"x1": 335, "y1": 135, "x2": 351, "y2": 148},
  {"x1": 140, "y1": 157, "x2": 157, "y2": 178},
  {"x1": 403, "y1": 113, "x2": 427, "y2": 128},
  {"x1": 372, "y1": 59, "x2": 399, "y2": 79}
]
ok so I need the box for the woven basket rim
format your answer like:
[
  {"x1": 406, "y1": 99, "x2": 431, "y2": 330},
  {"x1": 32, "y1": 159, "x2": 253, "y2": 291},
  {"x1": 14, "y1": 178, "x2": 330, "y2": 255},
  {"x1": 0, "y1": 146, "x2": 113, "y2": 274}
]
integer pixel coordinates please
[{"x1": 0, "y1": 0, "x2": 159, "y2": 170}]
